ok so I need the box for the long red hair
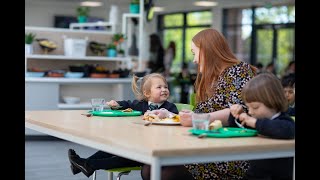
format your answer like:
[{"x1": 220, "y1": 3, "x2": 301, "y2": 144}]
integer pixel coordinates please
[{"x1": 192, "y1": 28, "x2": 256, "y2": 102}]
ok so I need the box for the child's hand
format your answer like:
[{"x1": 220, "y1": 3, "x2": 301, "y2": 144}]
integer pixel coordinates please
[
  {"x1": 179, "y1": 110, "x2": 193, "y2": 127},
  {"x1": 239, "y1": 113, "x2": 257, "y2": 128},
  {"x1": 150, "y1": 108, "x2": 170, "y2": 119},
  {"x1": 230, "y1": 104, "x2": 244, "y2": 119},
  {"x1": 106, "y1": 100, "x2": 119, "y2": 107}
]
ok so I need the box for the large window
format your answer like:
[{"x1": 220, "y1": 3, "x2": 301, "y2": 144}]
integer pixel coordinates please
[
  {"x1": 159, "y1": 11, "x2": 212, "y2": 73},
  {"x1": 223, "y1": 5, "x2": 295, "y2": 77}
]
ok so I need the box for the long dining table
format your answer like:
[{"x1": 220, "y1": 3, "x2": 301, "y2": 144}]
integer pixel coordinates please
[{"x1": 25, "y1": 110, "x2": 295, "y2": 180}]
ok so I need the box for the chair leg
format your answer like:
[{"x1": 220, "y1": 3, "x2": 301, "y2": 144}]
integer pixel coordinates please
[
  {"x1": 108, "y1": 171, "x2": 113, "y2": 180},
  {"x1": 116, "y1": 171, "x2": 130, "y2": 180},
  {"x1": 92, "y1": 171, "x2": 96, "y2": 180}
]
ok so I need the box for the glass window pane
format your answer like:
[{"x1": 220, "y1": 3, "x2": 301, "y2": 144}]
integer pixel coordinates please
[
  {"x1": 277, "y1": 28, "x2": 295, "y2": 76},
  {"x1": 225, "y1": 25, "x2": 252, "y2": 62},
  {"x1": 187, "y1": 11, "x2": 212, "y2": 26},
  {"x1": 164, "y1": 14, "x2": 183, "y2": 27},
  {"x1": 242, "y1": 9, "x2": 252, "y2": 25},
  {"x1": 256, "y1": 29, "x2": 273, "y2": 67},
  {"x1": 185, "y1": 27, "x2": 208, "y2": 63},
  {"x1": 163, "y1": 29, "x2": 183, "y2": 73},
  {"x1": 255, "y1": 5, "x2": 295, "y2": 24}
]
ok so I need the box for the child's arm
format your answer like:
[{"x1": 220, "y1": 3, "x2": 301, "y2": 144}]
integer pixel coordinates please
[
  {"x1": 106, "y1": 100, "x2": 119, "y2": 107},
  {"x1": 255, "y1": 115, "x2": 295, "y2": 139}
]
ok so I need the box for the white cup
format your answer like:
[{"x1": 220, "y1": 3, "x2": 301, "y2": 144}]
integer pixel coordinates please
[
  {"x1": 192, "y1": 113, "x2": 210, "y2": 131},
  {"x1": 91, "y1": 98, "x2": 105, "y2": 112}
]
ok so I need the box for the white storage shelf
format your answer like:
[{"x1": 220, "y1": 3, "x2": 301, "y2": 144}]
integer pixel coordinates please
[
  {"x1": 26, "y1": 54, "x2": 131, "y2": 63},
  {"x1": 69, "y1": 21, "x2": 116, "y2": 34},
  {"x1": 25, "y1": 54, "x2": 133, "y2": 72},
  {"x1": 25, "y1": 26, "x2": 136, "y2": 136},
  {"x1": 25, "y1": 77, "x2": 132, "y2": 84},
  {"x1": 58, "y1": 103, "x2": 91, "y2": 109}
]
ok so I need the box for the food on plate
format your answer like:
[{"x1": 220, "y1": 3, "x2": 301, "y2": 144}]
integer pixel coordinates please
[
  {"x1": 209, "y1": 120, "x2": 223, "y2": 130},
  {"x1": 121, "y1": 108, "x2": 133, "y2": 112},
  {"x1": 143, "y1": 111, "x2": 180, "y2": 123},
  {"x1": 143, "y1": 113, "x2": 161, "y2": 122}
]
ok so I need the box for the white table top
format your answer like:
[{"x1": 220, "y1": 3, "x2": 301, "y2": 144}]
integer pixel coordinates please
[{"x1": 25, "y1": 110, "x2": 295, "y2": 180}]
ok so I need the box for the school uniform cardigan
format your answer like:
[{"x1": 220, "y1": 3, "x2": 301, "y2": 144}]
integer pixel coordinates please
[
  {"x1": 116, "y1": 100, "x2": 178, "y2": 114},
  {"x1": 228, "y1": 112, "x2": 295, "y2": 179}
]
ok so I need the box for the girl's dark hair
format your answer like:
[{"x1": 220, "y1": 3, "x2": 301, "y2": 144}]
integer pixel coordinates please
[
  {"x1": 131, "y1": 73, "x2": 168, "y2": 101},
  {"x1": 242, "y1": 72, "x2": 288, "y2": 112}
]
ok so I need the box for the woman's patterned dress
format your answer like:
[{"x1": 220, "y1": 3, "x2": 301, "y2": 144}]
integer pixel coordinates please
[{"x1": 185, "y1": 61, "x2": 255, "y2": 180}]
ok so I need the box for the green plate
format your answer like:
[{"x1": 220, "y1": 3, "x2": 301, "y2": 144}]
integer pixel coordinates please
[
  {"x1": 90, "y1": 109, "x2": 142, "y2": 117},
  {"x1": 189, "y1": 127, "x2": 258, "y2": 138}
]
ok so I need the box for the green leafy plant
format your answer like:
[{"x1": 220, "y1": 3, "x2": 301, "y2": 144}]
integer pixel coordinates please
[
  {"x1": 25, "y1": 33, "x2": 36, "y2": 44},
  {"x1": 107, "y1": 43, "x2": 117, "y2": 50},
  {"x1": 112, "y1": 33, "x2": 126, "y2": 45},
  {"x1": 118, "y1": 49, "x2": 125, "y2": 54},
  {"x1": 76, "y1": 6, "x2": 90, "y2": 17},
  {"x1": 131, "y1": 0, "x2": 140, "y2": 4}
]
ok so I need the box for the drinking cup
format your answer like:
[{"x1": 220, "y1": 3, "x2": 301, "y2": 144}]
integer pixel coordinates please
[
  {"x1": 192, "y1": 113, "x2": 210, "y2": 131},
  {"x1": 91, "y1": 98, "x2": 105, "y2": 112}
]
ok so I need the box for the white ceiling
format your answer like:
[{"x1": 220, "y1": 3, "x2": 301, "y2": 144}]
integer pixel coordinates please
[{"x1": 26, "y1": 0, "x2": 295, "y2": 14}]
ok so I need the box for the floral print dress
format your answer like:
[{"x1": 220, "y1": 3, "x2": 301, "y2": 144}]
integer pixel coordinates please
[{"x1": 185, "y1": 61, "x2": 255, "y2": 180}]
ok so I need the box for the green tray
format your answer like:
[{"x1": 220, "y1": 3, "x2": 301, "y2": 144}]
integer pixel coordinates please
[
  {"x1": 90, "y1": 109, "x2": 142, "y2": 117},
  {"x1": 189, "y1": 127, "x2": 258, "y2": 138}
]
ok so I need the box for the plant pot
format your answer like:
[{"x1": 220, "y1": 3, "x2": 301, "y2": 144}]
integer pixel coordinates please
[
  {"x1": 107, "y1": 49, "x2": 117, "y2": 57},
  {"x1": 129, "y1": 4, "x2": 140, "y2": 14},
  {"x1": 77, "y1": 16, "x2": 87, "y2": 23},
  {"x1": 25, "y1": 44, "x2": 33, "y2": 55}
]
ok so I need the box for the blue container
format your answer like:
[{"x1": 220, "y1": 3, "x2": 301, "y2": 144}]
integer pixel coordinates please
[
  {"x1": 107, "y1": 49, "x2": 117, "y2": 57},
  {"x1": 65, "y1": 72, "x2": 84, "y2": 78},
  {"x1": 77, "y1": 16, "x2": 87, "y2": 23},
  {"x1": 129, "y1": 4, "x2": 140, "y2": 14},
  {"x1": 26, "y1": 72, "x2": 45, "y2": 77}
]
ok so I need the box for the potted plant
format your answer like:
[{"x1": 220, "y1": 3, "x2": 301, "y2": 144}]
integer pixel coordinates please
[
  {"x1": 130, "y1": 0, "x2": 140, "y2": 14},
  {"x1": 76, "y1": 6, "x2": 90, "y2": 23},
  {"x1": 117, "y1": 49, "x2": 125, "y2": 57},
  {"x1": 107, "y1": 43, "x2": 117, "y2": 57},
  {"x1": 25, "y1": 33, "x2": 36, "y2": 54}
]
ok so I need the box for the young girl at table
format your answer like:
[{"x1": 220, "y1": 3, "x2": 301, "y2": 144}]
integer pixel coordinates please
[
  {"x1": 68, "y1": 73, "x2": 178, "y2": 178},
  {"x1": 229, "y1": 72, "x2": 295, "y2": 180}
]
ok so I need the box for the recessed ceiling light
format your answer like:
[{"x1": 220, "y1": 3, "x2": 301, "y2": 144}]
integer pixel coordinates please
[
  {"x1": 153, "y1": 7, "x2": 165, "y2": 12},
  {"x1": 193, "y1": 1, "x2": 218, "y2": 7},
  {"x1": 80, "y1": 1, "x2": 103, "y2": 7}
]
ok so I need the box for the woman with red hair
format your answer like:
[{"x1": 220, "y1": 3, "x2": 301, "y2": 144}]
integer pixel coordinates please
[{"x1": 141, "y1": 28, "x2": 257, "y2": 180}]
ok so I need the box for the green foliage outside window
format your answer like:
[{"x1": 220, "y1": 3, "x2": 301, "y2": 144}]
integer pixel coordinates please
[
  {"x1": 164, "y1": 14, "x2": 183, "y2": 27},
  {"x1": 161, "y1": 11, "x2": 212, "y2": 74}
]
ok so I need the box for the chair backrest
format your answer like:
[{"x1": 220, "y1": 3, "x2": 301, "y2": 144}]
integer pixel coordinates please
[
  {"x1": 175, "y1": 103, "x2": 194, "y2": 111},
  {"x1": 189, "y1": 93, "x2": 196, "y2": 108}
]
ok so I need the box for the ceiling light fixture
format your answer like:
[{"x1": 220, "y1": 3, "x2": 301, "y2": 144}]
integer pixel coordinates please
[
  {"x1": 193, "y1": 1, "x2": 218, "y2": 7},
  {"x1": 80, "y1": 1, "x2": 103, "y2": 7}
]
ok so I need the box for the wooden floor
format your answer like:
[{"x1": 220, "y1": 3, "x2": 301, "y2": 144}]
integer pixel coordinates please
[{"x1": 25, "y1": 137, "x2": 142, "y2": 180}]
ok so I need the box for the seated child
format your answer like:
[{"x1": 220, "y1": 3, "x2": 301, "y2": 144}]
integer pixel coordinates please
[
  {"x1": 281, "y1": 74, "x2": 295, "y2": 116},
  {"x1": 68, "y1": 73, "x2": 178, "y2": 178},
  {"x1": 229, "y1": 73, "x2": 295, "y2": 180}
]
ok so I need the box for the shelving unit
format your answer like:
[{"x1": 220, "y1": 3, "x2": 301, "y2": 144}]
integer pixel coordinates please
[
  {"x1": 25, "y1": 26, "x2": 136, "y2": 136},
  {"x1": 69, "y1": 21, "x2": 116, "y2": 34},
  {"x1": 121, "y1": 0, "x2": 144, "y2": 71},
  {"x1": 25, "y1": 54, "x2": 132, "y2": 72}
]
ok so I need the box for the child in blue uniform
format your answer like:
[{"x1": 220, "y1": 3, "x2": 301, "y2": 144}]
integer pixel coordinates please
[
  {"x1": 229, "y1": 72, "x2": 295, "y2": 180},
  {"x1": 68, "y1": 73, "x2": 178, "y2": 178},
  {"x1": 281, "y1": 74, "x2": 295, "y2": 116}
]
